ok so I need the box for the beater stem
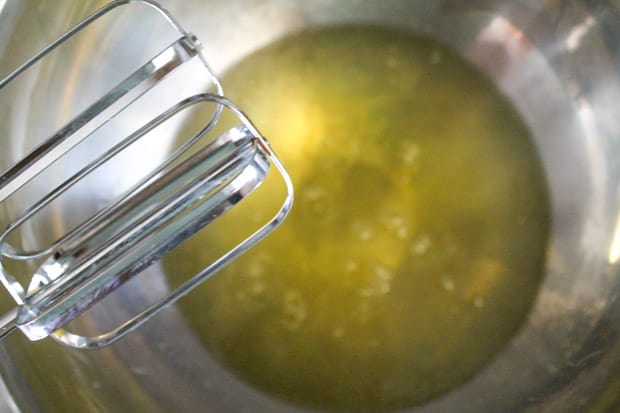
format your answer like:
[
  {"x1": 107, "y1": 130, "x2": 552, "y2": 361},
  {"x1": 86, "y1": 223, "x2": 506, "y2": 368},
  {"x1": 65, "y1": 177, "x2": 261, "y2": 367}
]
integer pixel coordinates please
[{"x1": 0, "y1": 310, "x2": 17, "y2": 341}]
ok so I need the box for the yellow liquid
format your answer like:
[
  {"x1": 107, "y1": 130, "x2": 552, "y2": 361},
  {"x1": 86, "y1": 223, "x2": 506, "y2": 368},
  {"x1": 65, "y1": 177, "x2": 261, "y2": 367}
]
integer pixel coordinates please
[{"x1": 165, "y1": 25, "x2": 550, "y2": 411}]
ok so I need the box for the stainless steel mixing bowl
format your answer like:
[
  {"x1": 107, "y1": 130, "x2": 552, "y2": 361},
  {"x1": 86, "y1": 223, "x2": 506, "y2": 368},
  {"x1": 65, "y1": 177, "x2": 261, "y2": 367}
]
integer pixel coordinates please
[{"x1": 1, "y1": 0, "x2": 620, "y2": 412}]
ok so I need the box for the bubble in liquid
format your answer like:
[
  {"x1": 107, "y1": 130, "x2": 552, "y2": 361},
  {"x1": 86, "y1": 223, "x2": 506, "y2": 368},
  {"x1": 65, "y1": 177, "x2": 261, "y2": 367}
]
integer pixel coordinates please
[
  {"x1": 410, "y1": 235, "x2": 432, "y2": 256},
  {"x1": 402, "y1": 143, "x2": 420, "y2": 164},
  {"x1": 250, "y1": 283, "x2": 265, "y2": 296},
  {"x1": 352, "y1": 221, "x2": 375, "y2": 241},
  {"x1": 302, "y1": 186, "x2": 327, "y2": 201},
  {"x1": 441, "y1": 276, "x2": 455, "y2": 292},
  {"x1": 357, "y1": 264, "x2": 394, "y2": 296},
  {"x1": 344, "y1": 259, "x2": 358, "y2": 273},
  {"x1": 281, "y1": 290, "x2": 307, "y2": 330},
  {"x1": 248, "y1": 263, "x2": 264, "y2": 278},
  {"x1": 302, "y1": 186, "x2": 329, "y2": 215},
  {"x1": 396, "y1": 227, "x2": 408, "y2": 240},
  {"x1": 379, "y1": 211, "x2": 409, "y2": 239},
  {"x1": 375, "y1": 265, "x2": 393, "y2": 281}
]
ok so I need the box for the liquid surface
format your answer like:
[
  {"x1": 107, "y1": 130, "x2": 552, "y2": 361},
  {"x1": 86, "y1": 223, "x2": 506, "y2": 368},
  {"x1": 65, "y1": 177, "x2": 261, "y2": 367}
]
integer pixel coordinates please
[{"x1": 165, "y1": 26, "x2": 550, "y2": 411}]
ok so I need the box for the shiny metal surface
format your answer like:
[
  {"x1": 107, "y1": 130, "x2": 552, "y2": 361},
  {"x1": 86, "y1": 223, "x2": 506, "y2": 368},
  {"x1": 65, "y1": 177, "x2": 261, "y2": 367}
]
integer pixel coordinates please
[
  {"x1": 0, "y1": 0, "x2": 293, "y2": 350},
  {"x1": 1, "y1": 0, "x2": 620, "y2": 412}
]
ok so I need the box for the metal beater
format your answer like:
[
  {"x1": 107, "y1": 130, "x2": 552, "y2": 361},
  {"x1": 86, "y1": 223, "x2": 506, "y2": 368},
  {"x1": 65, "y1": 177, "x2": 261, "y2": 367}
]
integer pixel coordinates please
[{"x1": 0, "y1": 0, "x2": 293, "y2": 349}]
